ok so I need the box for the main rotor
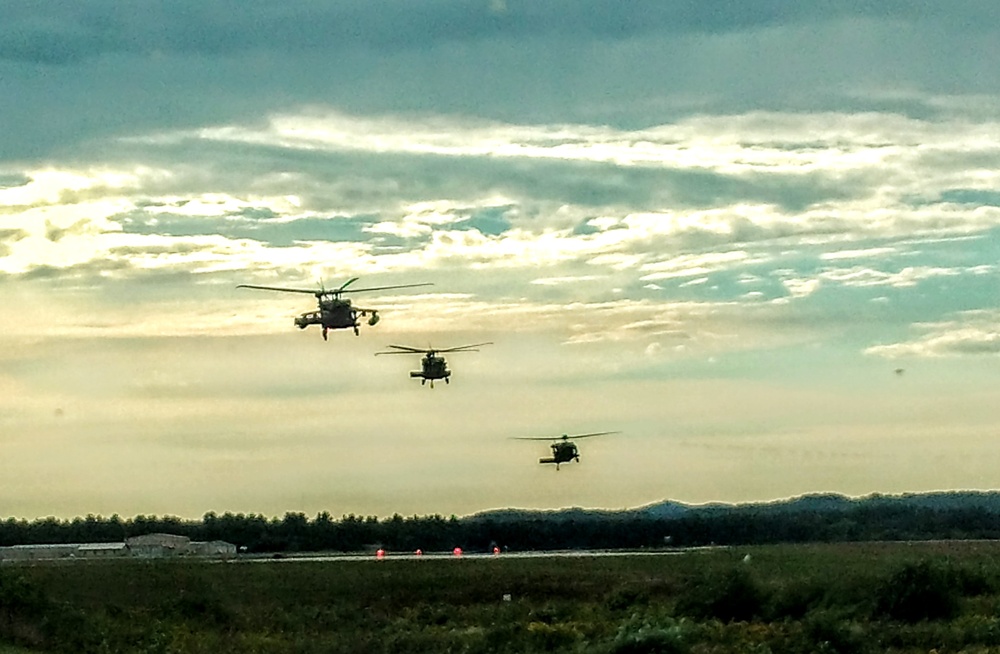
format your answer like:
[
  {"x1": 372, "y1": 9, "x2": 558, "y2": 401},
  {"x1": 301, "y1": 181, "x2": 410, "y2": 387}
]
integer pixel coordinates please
[
  {"x1": 514, "y1": 431, "x2": 619, "y2": 442},
  {"x1": 375, "y1": 343, "x2": 493, "y2": 357},
  {"x1": 237, "y1": 277, "x2": 433, "y2": 300}
]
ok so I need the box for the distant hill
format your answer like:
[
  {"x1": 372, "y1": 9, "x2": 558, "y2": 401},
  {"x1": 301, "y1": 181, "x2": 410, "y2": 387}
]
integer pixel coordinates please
[
  {"x1": 472, "y1": 490, "x2": 1000, "y2": 522},
  {"x1": 6, "y1": 490, "x2": 1000, "y2": 553},
  {"x1": 468, "y1": 507, "x2": 633, "y2": 523}
]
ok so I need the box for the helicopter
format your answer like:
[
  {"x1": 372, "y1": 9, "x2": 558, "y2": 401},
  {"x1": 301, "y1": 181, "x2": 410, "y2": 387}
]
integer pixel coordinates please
[
  {"x1": 375, "y1": 343, "x2": 493, "y2": 388},
  {"x1": 514, "y1": 432, "x2": 619, "y2": 470},
  {"x1": 237, "y1": 277, "x2": 432, "y2": 339}
]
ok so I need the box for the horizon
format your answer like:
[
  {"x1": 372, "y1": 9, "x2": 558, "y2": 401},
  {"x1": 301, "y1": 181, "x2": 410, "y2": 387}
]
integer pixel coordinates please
[{"x1": 7, "y1": 488, "x2": 1000, "y2": 524}]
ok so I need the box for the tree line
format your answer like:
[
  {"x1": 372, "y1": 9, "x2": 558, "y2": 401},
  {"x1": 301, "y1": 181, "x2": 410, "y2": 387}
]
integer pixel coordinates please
[{"x1": 3, "y1": 503, "x2": 1000, "y2": 553}]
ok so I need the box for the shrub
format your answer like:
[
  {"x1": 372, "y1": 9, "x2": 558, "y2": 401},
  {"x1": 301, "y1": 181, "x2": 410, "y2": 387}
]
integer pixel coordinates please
[
  {"x1": 802, "y1": 610, "x2": 869, "y2": 654},
  {"x1": 872, "y1": 561, "x2": 958, "y2": 623},
  {"x1": 608, "y1": 616, "x2": 689, "y2": 654},
  {"x1": 0, "y1": 571, "x2": 51, "y2": 649},
  {"x1": 947, "y1": 564, "x2": 994, "y2": 597},
  {"x1": 606, "y1": 587, "x2": 650, "y2": 612},
  {"x1": 674, "y1": 568, "x2": 767, "y2": 623},
  {"x1": 768, "y1": 580, "x2": 827, "y2": 620}
]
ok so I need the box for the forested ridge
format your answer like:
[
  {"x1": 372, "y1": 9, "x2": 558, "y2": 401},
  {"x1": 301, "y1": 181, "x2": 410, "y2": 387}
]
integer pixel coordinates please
[{"x1": 5, "y1": 491, "x2": 1000, "y2": 553}]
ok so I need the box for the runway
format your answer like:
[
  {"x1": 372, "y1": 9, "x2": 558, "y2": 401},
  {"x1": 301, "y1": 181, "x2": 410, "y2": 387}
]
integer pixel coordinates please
[{"x1": 238, "y1": 547, "x2": 719, "y2": 563}]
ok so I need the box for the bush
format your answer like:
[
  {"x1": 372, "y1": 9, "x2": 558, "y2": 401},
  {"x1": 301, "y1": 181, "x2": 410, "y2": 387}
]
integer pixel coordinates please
[
  {"x1": 606, "y1": 588, "x2": 650, "y2": 612},
  {"x1": 947, "y1": 564, "x2": 994, "y2": 597},
  {"x1": 608, "y1": 616, "x2": 689, "y2": 654},
  {"x1": 873, "y1": 561, "x2": 958, "y2": 623},
  {"x1": 0, "y1": 571, "x2": 51, "y2": 648},
  {"x1": 769, "y1": 580, "x2": 827, "y2": 620},
  {"x1": 802, "y1": 610, "x2": 869, "y2": 654},
  {"x1": 674, "y1": 568, "x2": 767, "y2": 623}
]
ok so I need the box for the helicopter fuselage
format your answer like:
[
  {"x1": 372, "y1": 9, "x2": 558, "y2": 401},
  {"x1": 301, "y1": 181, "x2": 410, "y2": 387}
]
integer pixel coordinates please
[
  {"x1": 409, "y1": 354, "x2": 451, "y2": 387},
  {"x1": 416, "y1": 355, "x2": 450, "y2": 380},
  {"x1": 294, "y1": 299, "x2": 379, "y2": 338},
  {"x1": 295, "y1": 300, "x2": 357, "y2": 329},
  {"x1": 540, "y1": 442, "x2": 580, "y2": 469}
]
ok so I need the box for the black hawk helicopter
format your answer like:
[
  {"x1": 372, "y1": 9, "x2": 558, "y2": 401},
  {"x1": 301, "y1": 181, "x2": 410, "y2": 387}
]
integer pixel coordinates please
[
  {"x1": 375, "y1": 343, "x2": 492, "y2": 388},
  {"x1": 514, "y1": 432, "x2": 618, "y2": 470},
  {"x1": 237, "y1": 277, "x2": 432, "y2": 340}
]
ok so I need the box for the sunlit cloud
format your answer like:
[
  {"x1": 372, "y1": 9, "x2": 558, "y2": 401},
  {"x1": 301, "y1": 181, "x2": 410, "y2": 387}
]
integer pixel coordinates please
[
  {"x1": 640, "y1": 250, "x2": 755, "y2": 281},
  {"x1": 820, "y1": 247, "x2": 897, "y2": 260},
  {"x1": 779, "y1": 277, "x2": 821, "y2": 299},
  {"x1": 866, "y1": 310, "x2": 1000, "y2": 359},
  {"x1": 819, "y1": 265, "x2": 970, "y2": 288},
  {"x1": 530, "y1": 275, "x2": 601, "y2": 286},
  {"x1": 183, "y1": 109, "x2": 1000, "y2": 180}
]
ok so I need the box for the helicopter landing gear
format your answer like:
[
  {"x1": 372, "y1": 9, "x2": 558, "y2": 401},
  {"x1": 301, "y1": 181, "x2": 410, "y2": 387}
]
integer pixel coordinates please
[
  {"x1": 353, "y1": 324, "x2": 360, "y2": 335},
  {"x1": 322, "y1": 327, "x2": 328, "y2": 341}
]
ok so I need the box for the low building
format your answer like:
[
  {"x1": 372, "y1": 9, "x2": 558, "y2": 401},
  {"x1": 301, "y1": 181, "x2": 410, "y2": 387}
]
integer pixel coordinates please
[
  {"x1": 1, "y1": 534, "x2": 237, "y2": 562},
  {"x1": 0, "y1": 543, "x2": 80, "y2": 561},
  {"x1": 188, "y1": 540, "x2": 237, "y2": 558},
  {"x1": 77, "y1": 542, "x2": 129, "y2": 558},
  {"x1": 126, "y1": 533, "x2": 191, "y2": 558}
]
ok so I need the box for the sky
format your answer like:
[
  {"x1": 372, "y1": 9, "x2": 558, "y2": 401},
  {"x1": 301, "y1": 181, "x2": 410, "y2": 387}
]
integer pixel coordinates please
[{"x1": 2, "y1": 0, "x2": 1000, "y2": 520}]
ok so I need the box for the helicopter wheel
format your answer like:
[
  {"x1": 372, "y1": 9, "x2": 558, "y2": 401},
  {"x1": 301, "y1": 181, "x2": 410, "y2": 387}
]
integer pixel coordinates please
[
  {"x1": 322, "y1": 328, "x2": 328, "y2": 341},
  {"x1": 445, "y1": 378, "x2": 449, "y2": 384},
  {"x1": 353, "y1": 326, "x2": 359, "y2": 336}
]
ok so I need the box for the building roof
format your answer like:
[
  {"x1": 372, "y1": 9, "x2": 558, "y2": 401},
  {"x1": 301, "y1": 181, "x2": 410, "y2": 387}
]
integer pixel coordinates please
[{"x1": 78, "y1": 543, "x2": 128, "y2": 551}]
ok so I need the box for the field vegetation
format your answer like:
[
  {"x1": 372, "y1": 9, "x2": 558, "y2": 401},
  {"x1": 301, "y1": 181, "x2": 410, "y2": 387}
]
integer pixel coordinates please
[{"x1": 5, "y1": 541, "x2": 1000, "y2": 652}]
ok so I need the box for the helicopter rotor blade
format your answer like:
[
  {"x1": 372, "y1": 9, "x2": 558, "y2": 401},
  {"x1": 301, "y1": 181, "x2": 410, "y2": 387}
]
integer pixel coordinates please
[
  {"x1": 237, "y1": 284, "x2": 321, "y2": 295},
  {"x1": 374, "y1": 342, "x2": 492, "y2": 356},
  {"x1": 337, "y1": 277, "x2": 360, "y2": 292},
  {"x1": 512, "y1": 431, "x2": 619, "y2": 442},
  {"x1": 338, "y1": 282, "x2": 433, "y2": 294},
  {"x1": 239, "y1": 279, "x2": 431, "y2": 298},
  {"x1": 435, "y1": 342, "x2": 494, "y2": 353},
  {"x1": 375, "y1": 344, "x2": 430, "y2": 355},
  {"x1": 564, "y1": 431, "x2": 620, "y2": 440}
]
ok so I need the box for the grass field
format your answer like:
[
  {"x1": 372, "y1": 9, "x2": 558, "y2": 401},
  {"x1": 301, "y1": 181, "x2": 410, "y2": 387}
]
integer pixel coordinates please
[{"x1": 5, "y1": 541, "x2": 1000, "y2": 652}]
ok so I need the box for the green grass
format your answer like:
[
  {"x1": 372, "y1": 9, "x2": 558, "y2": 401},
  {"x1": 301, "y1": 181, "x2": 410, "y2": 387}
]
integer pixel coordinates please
[{"x1": 5, "y1": 541, "x2": 1000, "y2": 652}]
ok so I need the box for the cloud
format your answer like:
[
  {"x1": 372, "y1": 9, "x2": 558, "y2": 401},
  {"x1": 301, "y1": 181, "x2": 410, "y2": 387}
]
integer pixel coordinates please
[
  {"x1": 866, "y1": 311, "x2": 1000, "y2": 358},
  {"x1": 530, "y1": 275, "x2": 600, "y2": 286},
  {"x1": 780, "y1": 277, "x2": 821, "y2": 300},
  {"x1": 3, "y1": 104, "x2": 999, "y2": 325},
  {"x1": 9, "y1": 1, "x2": 994, "y2": 65},
  {"x1": 820, "y1": 247, "x2": 897, "y2": 261},
  {"x1": 819, "y1": 265, "x2": 963, "y2": 288},
  {"x1": 5, "y1": 1, "x2": 1000, "y2": 164},
  {"x1": 640, "y1": 250, "x2": 756, "y2": 281},
  {"x1": 0, "y1": 228, "x2": 27, "y2": 256}
]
